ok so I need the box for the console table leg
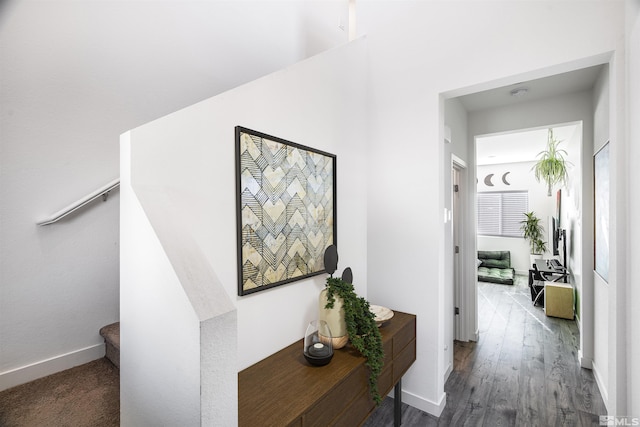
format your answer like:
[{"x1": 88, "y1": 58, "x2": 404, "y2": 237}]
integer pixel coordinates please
[{"x1": 394, "y1": 379, "x2": 402, "y2": 427}]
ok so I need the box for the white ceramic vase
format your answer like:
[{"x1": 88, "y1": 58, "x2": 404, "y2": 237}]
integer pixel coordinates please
[{"x1": 319, "y1": 289, "x2": 349, "y2": 349}]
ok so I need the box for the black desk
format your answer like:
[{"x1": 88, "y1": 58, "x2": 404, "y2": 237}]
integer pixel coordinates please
[
  {"x1": 528, "y1": 259, "x2": 568, "y2": 306},
  {"x1": 529, "y1": 277, "x2": 545, "y2": 307},
  {"x1": 534, "y1": 259, "x2": 568, "y2": 283}
]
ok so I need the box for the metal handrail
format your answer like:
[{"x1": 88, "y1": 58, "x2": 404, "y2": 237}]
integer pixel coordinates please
[{"x1": 37, "y1": 179, "x2": 120, "y2": 226}]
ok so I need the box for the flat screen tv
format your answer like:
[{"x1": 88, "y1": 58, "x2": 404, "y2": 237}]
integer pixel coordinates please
[{"x1": 549, "y1": 216, "x2": 560, "y2": 257}]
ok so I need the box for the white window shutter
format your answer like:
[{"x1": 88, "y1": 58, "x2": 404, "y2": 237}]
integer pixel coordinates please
[{"x1": 477, "y1": 191, "x2": 528, "y2": 238}]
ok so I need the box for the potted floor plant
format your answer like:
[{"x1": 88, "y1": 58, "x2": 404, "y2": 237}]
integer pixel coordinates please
[
  {"x1": 520, "y1": 212, "x2": 547, "y2": 261},
  {"x1": 532, "y1": 128, "x2": 570, "y2": 196}
]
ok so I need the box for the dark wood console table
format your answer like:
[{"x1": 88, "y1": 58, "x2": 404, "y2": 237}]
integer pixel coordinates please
[{"x1": 239, "y1": 311, "x2": 416, "y2": 427}]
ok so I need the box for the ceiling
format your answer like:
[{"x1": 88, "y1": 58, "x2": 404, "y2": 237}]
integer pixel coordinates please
[
  {"x1": 1, "y1": 2, "x2": 606, "y2": 174},
  {"x1": 476, "y1": 124, "x2": 580, "y2": 166},
  {"x1": 459, "y1": 64, "x2": 604, "y2": 165},
  {"x1": 0, "y1": 2, "x2": 349, "y2": 144},
  {"x1": 458, "y1": 64, "x2": 605, "y2": 112}
]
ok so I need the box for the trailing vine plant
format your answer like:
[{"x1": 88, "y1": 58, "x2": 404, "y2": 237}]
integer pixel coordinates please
[{"x1": 324, "y1": 276, "x2": 384, "y2": 404}]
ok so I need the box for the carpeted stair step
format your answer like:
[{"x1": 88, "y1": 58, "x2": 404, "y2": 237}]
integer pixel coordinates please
[{"x1": 99, "y1": 322, "x2": 120, "y2": 369}]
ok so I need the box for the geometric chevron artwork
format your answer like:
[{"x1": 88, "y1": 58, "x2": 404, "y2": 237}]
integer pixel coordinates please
[{"x1": 235, "y1": 127, "x2": 336, "y2": 296}]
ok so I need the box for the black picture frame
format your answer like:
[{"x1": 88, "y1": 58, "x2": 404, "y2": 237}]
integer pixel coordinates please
[
  {"x1": 594, "y1": 141, "x2": 609, "y2": 282},
  {"x1": 235, "y1": 126, "x2": 337, "y2": 296}
]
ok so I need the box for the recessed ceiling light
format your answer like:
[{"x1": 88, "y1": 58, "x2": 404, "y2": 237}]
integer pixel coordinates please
[{"x1": 510, "y1": 87, "x2": 529, "y2": 97}]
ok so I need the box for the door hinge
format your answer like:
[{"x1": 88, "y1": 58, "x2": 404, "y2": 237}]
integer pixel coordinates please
[
  {"x1": 455, "y1": 307, "x2": 460, "y2": 315},
  {"x1": 455, "y1": 245, "x2": 460, "y2": 254},
  {"x1": 454, "y1": 184, "x2": 459, "y2": 192}
]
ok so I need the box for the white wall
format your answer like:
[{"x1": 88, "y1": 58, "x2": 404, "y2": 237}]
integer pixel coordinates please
[
  {"x1": 609, "y1": 16, "x2": 630, "y2": 414},
  {"x1": 626, "y1": 0, "x2": 640, "y2": 416},
  {"x1": 121, "y1": 38, "x2": 367, "y2": 424},
  {"x1": 592, "y1": 64, "x2": 612, "y2": 409},
  {"x1": 469, "y1": 92, "x2": 594, "y2": 143},
  {"x1": 446, "y1": 98, "x2": 470, "y2": 163},
  {"x1": 0, "y1": 1, "x2": 348, "y2": 389},
  {"x1": 359, "y1": 1, "x2": 623, "y2": 416},
  {"x1": 121, "y1": 133, "x2": 238, "y2": 426},
  {"x1": 120, "y1": 138, "x2": 203, "y2": 426},
  {"x1": 593, "y1": 273, "x2": 610, "y2": 404}
]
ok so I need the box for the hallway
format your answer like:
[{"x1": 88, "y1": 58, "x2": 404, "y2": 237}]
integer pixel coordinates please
[{"x1": 366, "y1": 276, "x2": 607, "y2": 426}]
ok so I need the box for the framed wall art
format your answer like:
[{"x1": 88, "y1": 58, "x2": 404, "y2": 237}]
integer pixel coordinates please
[
  {"x1": 594, "y1": 141, "x2": 609, "y2": 282},
  {"x1": 235, "y1": 126, "x2": 337, "y2": 296}
]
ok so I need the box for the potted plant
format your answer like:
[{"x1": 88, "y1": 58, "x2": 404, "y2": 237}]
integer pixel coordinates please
[
  {"x1": 532, "y1": 128, "x2": 570, "y2": 196},
  {"x1": 320, "y1": 245, "x2": 384, "y2": 404},
  {"x1": 520, "y1": 211, "x2": 547, "y2": 256},
  {"x1": 323, "y1": 276, "x2": 384, "y2": 404}
]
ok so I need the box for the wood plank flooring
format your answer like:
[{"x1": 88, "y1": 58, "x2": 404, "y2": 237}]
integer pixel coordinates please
[{"x1": 364, "y1": 276, "x2": 607, "y2": 426}]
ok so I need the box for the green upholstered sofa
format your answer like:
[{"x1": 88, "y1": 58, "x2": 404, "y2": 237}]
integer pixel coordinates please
[{"x1": 477, "y1": 250, "x2": 515, "y2": 285}]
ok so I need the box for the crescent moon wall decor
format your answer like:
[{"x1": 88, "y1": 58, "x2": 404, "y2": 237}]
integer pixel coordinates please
[
  {"x1": 502, "y1": 172, "x2": 511, "y2": 185},
  {"x1": 483, "y1": 174, "x2": 494, "y2": 186}
]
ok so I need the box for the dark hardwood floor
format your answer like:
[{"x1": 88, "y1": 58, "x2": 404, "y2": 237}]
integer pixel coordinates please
[{"x1": 364, "y1": 276, "x2": 607, "y2": 426}]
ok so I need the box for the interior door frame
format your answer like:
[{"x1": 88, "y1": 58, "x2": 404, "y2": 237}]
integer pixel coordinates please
[{"x1": 452, "y1": 154, "x2": 473, "y2": 342}]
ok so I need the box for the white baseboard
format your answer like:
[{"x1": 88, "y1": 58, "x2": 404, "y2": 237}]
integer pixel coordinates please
[
  {"x1": 397, "y1": 388, "x2": 446, "y2": 417},
  {"x1": 591, "y1": 360, "x2": 609, "y2": 412},
  {"x1": 0, "y1": 344, "x2": 105, "y2": 391},
  {"x1": 444, "y1": 362, "x2": 453, "y2": 381},
  {"x1": 578, "y1": 348, "x2": 593, "y2": 369}
]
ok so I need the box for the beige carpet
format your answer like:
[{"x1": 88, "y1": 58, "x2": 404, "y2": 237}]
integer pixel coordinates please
[{"x1": 0, "y1": 358, "x2": 119, "y2": 427}]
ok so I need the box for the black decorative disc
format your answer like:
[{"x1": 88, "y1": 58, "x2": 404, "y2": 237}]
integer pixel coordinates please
[
  {"x1": 341, "y1": 267, "x2": 353, "y2": 284},
  {"x1": 324, "y1": 245, "x2": 338, "y2": 276}
]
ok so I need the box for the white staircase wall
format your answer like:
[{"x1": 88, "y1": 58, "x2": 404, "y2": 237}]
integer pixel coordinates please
[
  {"x1": 121, "y1": 134, "x2": 238, "y2": 426},
  {"x1": 121, "y1": 38, "x2": 367, "y2": 424},
  {"x1": 0, "y1": 1, "x2": 349, "y2": 391},
  {"x1": 121, "y1": 136, "x2": 199, "y2": 426}
]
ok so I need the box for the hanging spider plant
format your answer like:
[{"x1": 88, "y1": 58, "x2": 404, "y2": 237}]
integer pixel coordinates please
[{"x1": 532, "y1": 128, "x2": 570, "y2": 196}]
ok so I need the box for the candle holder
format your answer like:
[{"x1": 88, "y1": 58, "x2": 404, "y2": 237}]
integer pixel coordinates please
[{"x1": 303, "y1": 320, "x2": 334, "y2": 366}]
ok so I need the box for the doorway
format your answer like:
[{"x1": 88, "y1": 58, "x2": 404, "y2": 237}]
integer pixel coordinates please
[
  {"x1": 475, "y1": 123, "x2": 581, "y2": 281},
  {"x1": 452, "y1": 157, "x2": 466, "y2": 342},
  {"x1": 442, "y1": 59, "x2": 612, "y2": 412}
]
